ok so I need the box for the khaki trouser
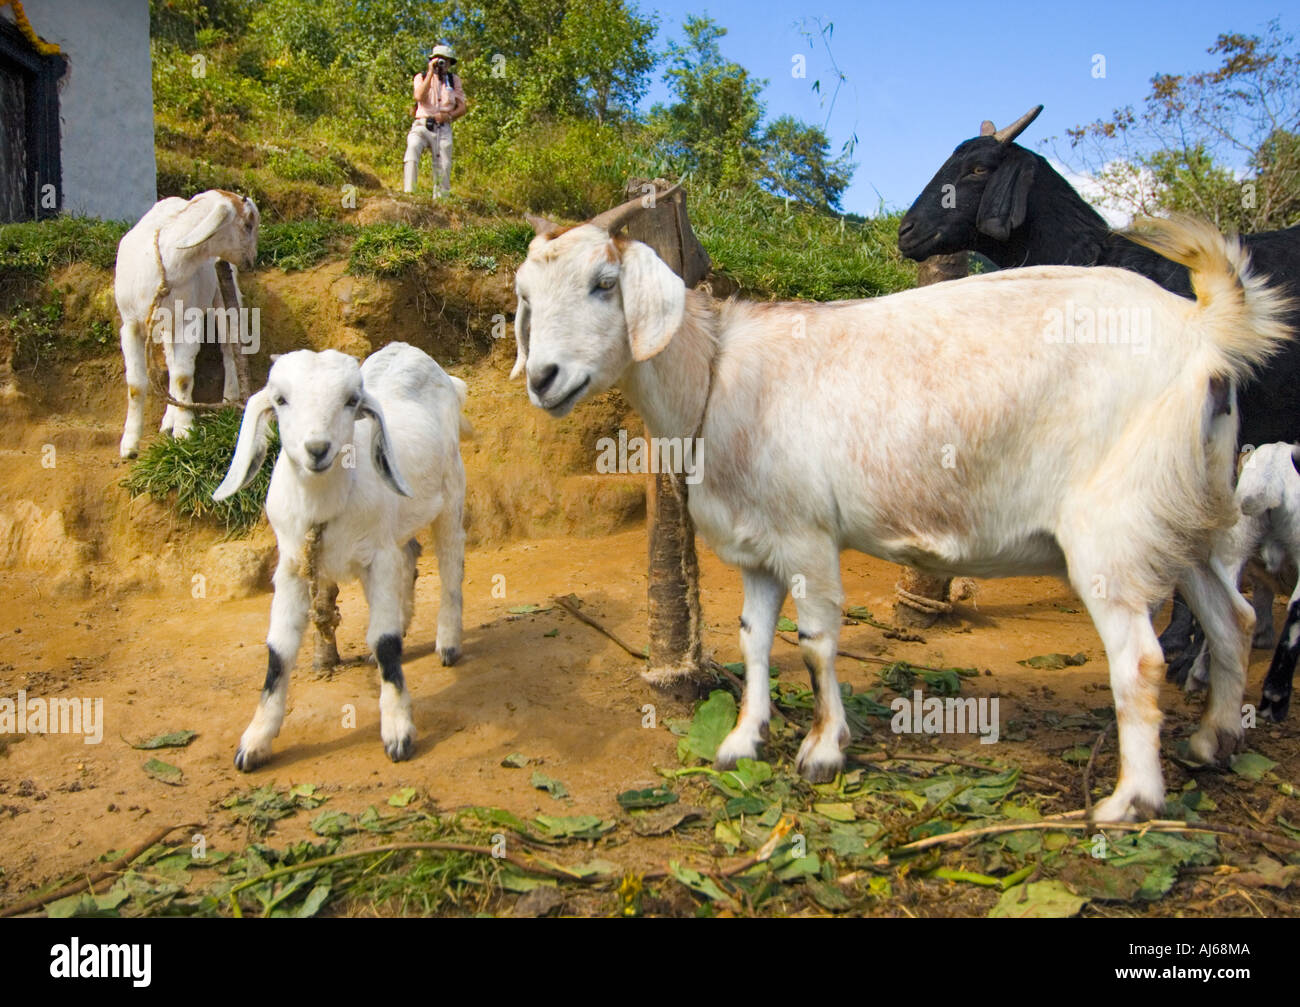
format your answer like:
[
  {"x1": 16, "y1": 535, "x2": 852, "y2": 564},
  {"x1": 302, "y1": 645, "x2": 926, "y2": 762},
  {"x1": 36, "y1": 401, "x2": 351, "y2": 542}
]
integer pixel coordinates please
[{"x1": 403, "y1": 120, "x2": 453, "y2": 196}]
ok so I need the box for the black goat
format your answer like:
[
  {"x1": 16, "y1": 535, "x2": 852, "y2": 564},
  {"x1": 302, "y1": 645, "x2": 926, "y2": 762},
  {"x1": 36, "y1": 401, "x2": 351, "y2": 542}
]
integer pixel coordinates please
[{"x1": 899, "y1": 105, "x2": 1300, "y2": 719}]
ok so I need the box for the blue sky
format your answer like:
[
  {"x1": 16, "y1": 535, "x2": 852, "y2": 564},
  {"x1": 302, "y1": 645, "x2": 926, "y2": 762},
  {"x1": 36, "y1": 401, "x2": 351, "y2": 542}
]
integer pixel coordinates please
[{"x1": 634, "y1": 1, "x2": 1296, "y2": 216}]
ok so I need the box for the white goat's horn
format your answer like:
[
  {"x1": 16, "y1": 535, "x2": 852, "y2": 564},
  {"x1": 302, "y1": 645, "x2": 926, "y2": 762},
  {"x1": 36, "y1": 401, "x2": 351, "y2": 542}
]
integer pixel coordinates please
[
  {"x1": 993, "y1": 105, "x2": 1043, "y2": 144},
  {"x1": 587, "y1": 183, "x2": 683, "y2": 234},
  {"x1": 979, "y1": 120, "x2": 996, "y2": 136}
]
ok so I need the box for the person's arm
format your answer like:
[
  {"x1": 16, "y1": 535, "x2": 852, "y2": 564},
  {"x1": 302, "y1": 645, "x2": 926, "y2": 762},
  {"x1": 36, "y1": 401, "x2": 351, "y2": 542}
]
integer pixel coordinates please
[
  {"x1": 445, "y1": 75, "x2": 468, "y2": 122},
  {"x1": 413, "y1": 67, "x2": 434, "y2": 105}
]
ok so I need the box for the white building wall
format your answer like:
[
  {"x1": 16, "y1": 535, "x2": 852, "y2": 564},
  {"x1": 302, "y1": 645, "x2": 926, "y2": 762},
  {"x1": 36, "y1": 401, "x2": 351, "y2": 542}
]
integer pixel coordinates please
[{"x1": 5, "y1": 0, "x2": 155, "y2": 221}]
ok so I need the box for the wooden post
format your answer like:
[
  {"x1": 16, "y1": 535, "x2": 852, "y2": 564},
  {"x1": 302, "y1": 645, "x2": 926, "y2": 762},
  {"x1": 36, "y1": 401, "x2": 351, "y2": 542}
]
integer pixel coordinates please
[
  {"x1": 215, "y1": 260, "x2": 251, "y2": 400},
  {"x1": 893, "y1": 251, "x2": 968, "y2": 628},
  {"x1": 624, "y1": 178, "x2": 710, "y2": 692}
]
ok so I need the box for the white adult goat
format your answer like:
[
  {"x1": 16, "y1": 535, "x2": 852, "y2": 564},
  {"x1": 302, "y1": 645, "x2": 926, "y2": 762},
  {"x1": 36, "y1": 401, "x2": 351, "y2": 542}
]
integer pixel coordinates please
[
  {"x1": 116, "y1": 189, "x2": 260, "y2": 458},
  {"x1": 513, "y1": 192, "x2": 1292, "y2": 822},
  {"x1": 213, "y1": 343, "x2": 468, "y2": 768}
]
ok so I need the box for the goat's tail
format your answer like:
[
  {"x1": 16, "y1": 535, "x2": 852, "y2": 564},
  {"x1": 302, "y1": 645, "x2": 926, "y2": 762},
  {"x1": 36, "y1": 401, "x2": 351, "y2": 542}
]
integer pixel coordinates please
[
  {"x1": 1124, "y1": 215, "x2": 1294, "y2": 382},
  {"x1": 448, "y1": 374, "x2": 475, "y2": 439},
  {"x1": 1096, "y1": 217, "x2": 1294, "y2": 605}
]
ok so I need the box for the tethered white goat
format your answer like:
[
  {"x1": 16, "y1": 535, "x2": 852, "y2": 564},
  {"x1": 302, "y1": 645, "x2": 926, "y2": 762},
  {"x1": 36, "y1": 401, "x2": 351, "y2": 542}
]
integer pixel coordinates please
[
  {"x1": 116, "y1": 189, "x2": 260, "y2": 458},
  {"x1": 513, "y1": 189, "x2": 1292, "y2": 822},
  {"x1": 213, "y1": 342, "x2": 469, "y2": 768}
]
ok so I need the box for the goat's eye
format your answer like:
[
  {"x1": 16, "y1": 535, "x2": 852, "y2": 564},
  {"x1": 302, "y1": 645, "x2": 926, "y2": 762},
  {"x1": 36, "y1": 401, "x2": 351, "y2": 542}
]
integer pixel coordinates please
[
  {"x1": 273, "y1": 394, "x2": 287, "y2": 407},
  {"x1": 346, "y1": 394, "x2": 360, "y2": 409},
  {"x1": 971, "y1": 165, "x2": 989, "y2": 175},
  {"x1": 593, "y1": 275, "x2": 617, "y2": 292}
]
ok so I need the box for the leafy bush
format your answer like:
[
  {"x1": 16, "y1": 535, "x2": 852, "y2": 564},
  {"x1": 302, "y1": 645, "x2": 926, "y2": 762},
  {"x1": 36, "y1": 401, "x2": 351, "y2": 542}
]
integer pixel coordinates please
[
  {"x1": 121, "y1": 407, "x2": 277, "y2": 536},
  {"x1": 463, "y1": 119, "x2": 661, "y2": 219}
]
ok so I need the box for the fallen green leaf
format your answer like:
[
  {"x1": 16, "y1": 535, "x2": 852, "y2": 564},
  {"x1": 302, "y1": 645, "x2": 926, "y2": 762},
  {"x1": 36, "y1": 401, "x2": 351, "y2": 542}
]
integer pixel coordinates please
[
  {"x1": 531, "y1": 771, "x2": 569, "y2": 800},
  {"x1": 989, "y1": 880, "x2": 1088, "y2": 918},
  {"x1": 617, "y1": 787, "x2": 678, "y2": 809},
  {"x1": 142, "y1": 758, "x2": 183, "y2": 786},
  {"x1": 131, "y1": 730, "x2": 198, "y2": 750}
]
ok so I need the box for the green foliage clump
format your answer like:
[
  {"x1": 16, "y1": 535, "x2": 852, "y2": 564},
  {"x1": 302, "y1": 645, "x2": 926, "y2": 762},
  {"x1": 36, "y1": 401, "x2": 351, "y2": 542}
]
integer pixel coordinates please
[
  {"x1": 0, "y1": 218, "x2": 128, "y2": 278},
  {"x1": 258, "y1": 219, "x2": 358, "y2": 271},
  {"x1": 423, "y1": 220, "x2": 535, "y2": 272},
  {"x1": 3, "y1": 288, "x2": 116, "y2": 370},
  {"x1": 121, "y1": 407, "x2": 277, "y2": 536},
  {"x1": 691, "y1": 186, "x2": 915, "y2": 300},
  {"x1": 264, "y1": 146, "x2": 348, "y2": 186},
  {"x1": 463, "y1": 118, "x2": 658, "y2": 219},
  {"x1": 347, "y1": 223, "x2": 433, "y2": 276}
]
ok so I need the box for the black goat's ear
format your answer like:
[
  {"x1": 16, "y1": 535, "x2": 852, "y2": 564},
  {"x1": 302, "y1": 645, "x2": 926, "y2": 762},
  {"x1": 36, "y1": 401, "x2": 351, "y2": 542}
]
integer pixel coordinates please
[{"x1": 976, "y1": 154, "x2": 1036, "y2": 242}]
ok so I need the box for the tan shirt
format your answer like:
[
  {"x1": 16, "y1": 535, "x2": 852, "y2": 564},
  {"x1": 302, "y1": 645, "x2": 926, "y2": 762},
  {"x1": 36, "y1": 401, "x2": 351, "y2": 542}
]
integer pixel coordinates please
[{"x1": 413, "y1": 71, "x2": 465, "y2": 120}]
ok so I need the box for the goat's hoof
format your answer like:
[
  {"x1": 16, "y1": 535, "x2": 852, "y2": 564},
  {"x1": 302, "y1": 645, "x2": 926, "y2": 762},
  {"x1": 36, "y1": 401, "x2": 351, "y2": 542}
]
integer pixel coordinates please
[
  {"x1": 1189, "y1": 725, "x2": 1242, "y2": 765},
  {"x1": 1260, "y1": 689, "x2": 1291, "y2": 723},
  {"x1": 439, "y1": 646, "x2": 461, "y2": 667},
  {"x1": 796, "y1": 752, "x2": 843, "y2": 784},
  {"x1": 795, "y1": 737, "x2": 845, "y2": 784},
  {"x1": 234, "y1": 745, "x2": 270, "y2": 772},
  {"x1": 1090, "y1": 790, "x2": 1161, "y2": 823},
  {"x1": 384, "y1": 733, "x2": 415, "y2": 762},
  {"x1": 715, "y1": 726, "x2": 764, "y2": 771}
]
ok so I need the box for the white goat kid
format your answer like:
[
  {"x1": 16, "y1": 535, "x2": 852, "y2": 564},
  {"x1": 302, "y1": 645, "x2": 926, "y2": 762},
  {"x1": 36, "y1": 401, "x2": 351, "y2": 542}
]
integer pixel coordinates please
[
  {"x1": 213, "y1": 343, "x2": 468, "y2": 769},
  {"x1": 514, "y1": 193, "x2": 1291, "y2": 822},
  {"x1": 116, "y1": 190, "x2": 260, "y2": 458}
]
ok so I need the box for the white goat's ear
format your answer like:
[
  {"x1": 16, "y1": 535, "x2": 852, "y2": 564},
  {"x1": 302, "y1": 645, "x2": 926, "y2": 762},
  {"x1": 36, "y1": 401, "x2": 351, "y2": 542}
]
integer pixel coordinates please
[
  {"x1": 619, "y1": 241, "x2": 685, "y2": 362},
  {"x1": 511, "y1": 299, "x2": 530, "y2": 379},
  {"x1": 358, "y1": 392, "x2": 413, "y2": 497},
  {"x1": 213, "y1": 388, "x2": 275, "y2": 501},
  {"x1": 176, "y1": 195, "x2": 236, "y2": 249}
]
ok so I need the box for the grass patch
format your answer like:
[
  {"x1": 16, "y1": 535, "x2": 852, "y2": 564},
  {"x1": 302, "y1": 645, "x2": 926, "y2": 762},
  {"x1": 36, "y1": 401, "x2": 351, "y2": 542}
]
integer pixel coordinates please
[
  {"x1": 121, "y1": 407, "x2": 276, "y2": 536},
  {"x1": 691, "y1": 185, "x2": 916, "y2": 300},
  {"x1": 4, "y1": 290, "x2": 116, "y2": 370},
  {"x1": 347, "y1": 223, "x2": 433, "y2": 277},
  {"x1": 259, "y1": 219, "x2": 358, "y2": 271},
  {"x1": 0, "y1": 218, "x2": 129, "y2": 280},
  {"x1": 423, "y1": 220, "x2": 535, "y2": 273},
  {"x1": 264, "y1": 145, "x2": 349, "y2": 187}
]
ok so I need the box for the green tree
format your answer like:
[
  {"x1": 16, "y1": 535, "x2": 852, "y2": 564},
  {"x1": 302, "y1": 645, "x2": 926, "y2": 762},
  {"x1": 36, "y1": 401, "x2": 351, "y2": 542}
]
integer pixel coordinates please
[
  {"x1": 1063, "y1": 20, "x2": 1300, "y2": 231},
  {"x1": 649, "y1": 16, "x2": 765, "y2": 188},
  {"x1": 443, "y1": 0, "x2": 657, "y2": 139},
  {"x1": 758, "y1": 115, "x2": 854, "y2": 211}
]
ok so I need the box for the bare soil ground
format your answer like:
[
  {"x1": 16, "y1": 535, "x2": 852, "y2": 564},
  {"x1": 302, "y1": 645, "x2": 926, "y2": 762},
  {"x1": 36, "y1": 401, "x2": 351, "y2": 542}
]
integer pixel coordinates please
[
  {"x1": 1, "y1": 268, "x2": 1298, "y2": 916},
  {"x1": 1, "y1": 521, "x2": 1298, "y2": 915}
]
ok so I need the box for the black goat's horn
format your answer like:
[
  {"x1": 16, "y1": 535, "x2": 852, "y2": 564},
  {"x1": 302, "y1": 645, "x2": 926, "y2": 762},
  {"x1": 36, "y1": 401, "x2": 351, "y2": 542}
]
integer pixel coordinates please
[
  {"x1": 588, "y1": 183, "x2": 683, "y2": 233},
  {"x1": 993, "y1": 104, "x2": 1043, "y2": 144}
]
